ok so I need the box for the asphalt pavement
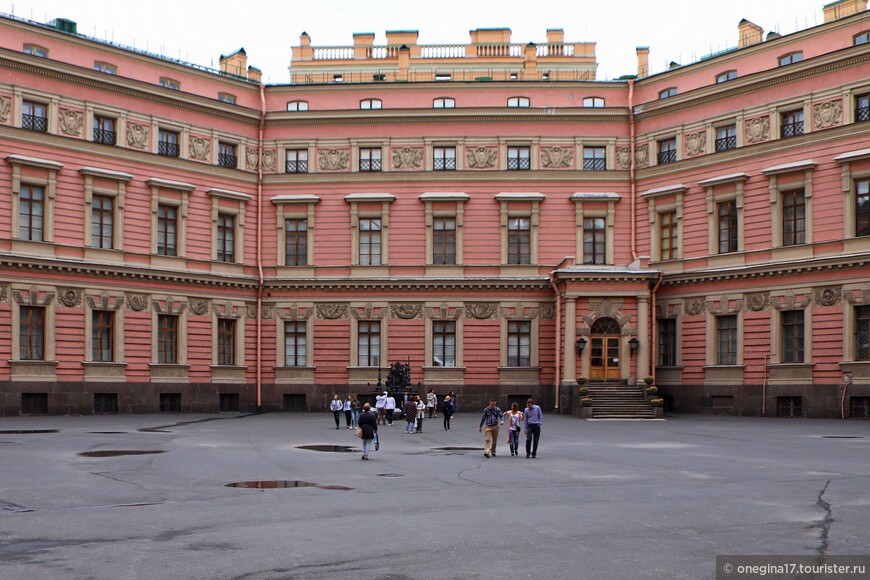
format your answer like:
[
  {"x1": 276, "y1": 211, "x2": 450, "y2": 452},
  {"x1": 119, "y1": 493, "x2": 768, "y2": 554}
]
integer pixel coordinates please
[{"x1": 0, "y1": 411, "x2": 868, "y2": 579}]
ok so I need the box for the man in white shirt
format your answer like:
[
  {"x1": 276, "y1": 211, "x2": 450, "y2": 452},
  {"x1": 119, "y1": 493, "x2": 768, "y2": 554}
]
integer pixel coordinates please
[
  {"x1": 384, "y1": 393, "x2": 397, "y2": 426},
  {"x1": 375, "y1": 391, "x2": 387, "y2": 425}
]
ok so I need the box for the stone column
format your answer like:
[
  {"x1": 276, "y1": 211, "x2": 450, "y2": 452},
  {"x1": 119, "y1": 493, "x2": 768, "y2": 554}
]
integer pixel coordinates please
[
  {"x1": 563, "y1": 297, "x2": 577, "y2": 383},
  {"x1": 637, "y1": 296, "x2": 649, "y2": 380}
]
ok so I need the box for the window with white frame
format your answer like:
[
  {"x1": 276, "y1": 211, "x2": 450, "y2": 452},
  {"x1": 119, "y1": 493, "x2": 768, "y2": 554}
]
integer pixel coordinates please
[
  {"x1": 357, "y1": 320, "x2": 381, "y2": 367},
  {"x1": 716, "y1": 315, "x2": 738, "y2": 365},
  {"x1": 433, "y1": 97, "x2": 455, "y2": 108},
  {"x1": 360, "y1": 99, "x2": 382, "y2": 110},
  {"x1": 582, "y1": 97, "x2": 605, "y2": 107},
  {"x1": 715, "y1": 125, "x2": 737, "y2": 151},
  {"x1": 583, "y1": 146, "x2": 606, "y2": 170},
  {"x1": 159, "y1": 78, "x2": 180, "y2": 90},
  {"x1": 433, "y1": 146, "x2": 456, "y2": 171},
  {"x1": 22, "y1": 100, "x2": 47, "y2": 132},
  {"x1": 24, "y1": 44, "x2": 48, "y2": 57},
  {"x1": 657, "y1": 138, "x2": 677, "y2": 164},
  {"x1": 658, "y1": 87, "x2": 677, "y2": 99},
  {"x1": 781, "y1": 109, "x2": 804, "y2": 138},
  {"x1": 359, "y1": 147, "x2": 382, "y2": 172},
  {"x1": 94, "y1": 62, "x2": 117, "y2": 74},
  {"x1": 507, "y1": 96, "x2": 530, "y2": 108},
  {"x1": 716, "y1": 70, "x2": 737, "y2": 83},
  {"x1": 287, "y1": 100, "x2": 309, "y2": 111},
  {"x1": 855, "y1": 31, "x2": 869, "y2": 45},
  {"x1": 93, "y1": 115, "x2": 117, "y2": 145},
  {"x1": 507, "y1": 321, "x2": 531, "y2": 367},
  {"x1": 432, "y1": 321, "x2": 456, "y2": 367},
  {"x1": 286, "y1": 149, "x2": 309, "y2": 173},
  {"x1": 359, "y1": 218, "x2": 382, "y2": 265},
  {"x1": 779, "y1": 52, "x2": 803, "y2": 66},
  {"x1": 507, "y1": 146, "x2": 531, "y2": 170},
  {"x1": 218, "y1": 93, "x2": 237, "y2": 104}
]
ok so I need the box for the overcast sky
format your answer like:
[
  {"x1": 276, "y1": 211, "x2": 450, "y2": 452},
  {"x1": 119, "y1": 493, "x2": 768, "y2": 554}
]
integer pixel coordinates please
[{"x1": 2, "y1": 0, "x2": 829, "y2": 83}]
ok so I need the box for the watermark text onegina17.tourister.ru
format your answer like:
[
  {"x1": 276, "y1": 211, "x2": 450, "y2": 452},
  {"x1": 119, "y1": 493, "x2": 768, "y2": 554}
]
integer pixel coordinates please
[{"x1": 716, "y1": 556, "x2": 870, "y2": 579}]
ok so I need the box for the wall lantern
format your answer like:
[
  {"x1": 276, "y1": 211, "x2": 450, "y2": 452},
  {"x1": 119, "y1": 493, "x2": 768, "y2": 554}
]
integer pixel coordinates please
[
  {"x1": 576, "y1": 337, "x2": 588, "y2": 353},
  {"x1": 628, "y1": 337, "x2": 640, "y2": 353}
]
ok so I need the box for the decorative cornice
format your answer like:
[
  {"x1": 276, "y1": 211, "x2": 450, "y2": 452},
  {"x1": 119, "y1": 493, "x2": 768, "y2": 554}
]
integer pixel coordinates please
[
  {"x1": 80, "y1": 167, "x2": 134, "y2": 181},
  {"x1": 265, "y1": 169, "x2": 628, "y2": 186},
  {"x1": 266, "y1": 111, "x2": 630, "y2": 127}
]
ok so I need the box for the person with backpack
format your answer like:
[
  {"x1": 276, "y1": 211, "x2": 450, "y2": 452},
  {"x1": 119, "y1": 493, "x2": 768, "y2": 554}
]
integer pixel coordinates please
[{"x1": 442, "y1": 395, "x2": 455, "y2": 430}]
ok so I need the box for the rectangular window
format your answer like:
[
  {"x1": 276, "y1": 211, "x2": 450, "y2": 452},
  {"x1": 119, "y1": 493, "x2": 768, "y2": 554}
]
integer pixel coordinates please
[
  {"x1": 158, "y1": 129, "x2": 179, "y2": 157},
  {"x1": 358, "y1": 320, "x2": 381, "y2": 367},
  {"x1": 217, "y1": 213, "x2": 235, "y2": 263},
  {"x1": 24, "y1": 44, "x2": 48, "y2": 57},
  {"x1": 781, "y1": 310, "x2": 805, "y2": 363},
  {"x1": 157, "y1": 314, "x2": 178, "y2": 364},
  {"x1": 717, "y1": 315, "x2": 738, "y2": 366},
  {"x1": 857, "y1": 179, "x2": 869, "y2": 237},
  {"x1": 433, "y1": 321, "x2": 456, "y2": 367},
  {"x1": 217, "y1": 319, "x2": 235, "y2": 366},
  {"x1": 359, "y1": 218, "x2": 382, "y2": 266},
  {"x1": 660, "y1": 210, "x2": 678, "y2": 261},
  {"x1": 285, "y1": 218, "x2": 308, "y2": 266},
  {"x1": 91, "y1": 194, "x2": 114, "y2": 249},
  {"x1": 93, "y1": 115, "x2": 116, "y2": 145},
  {"x1": 657, "y1": 138, "x2": 677, "y2": 164},
  {"x1": 218, "y1": 93, "x2": 237, "y2": 104},
  {"x1": 717, "y1": 200, "x2": 738, "y2": 254},
  {"x1": 157, "y1": 204, "x2": 177, "y2": 256},
  {"x1": 583, "y1": 217, "x2": 606, "y2": 265},
  {"x1": 94, "y1": 62, "x2": 117, "y2": 74},
  {"x1": 779, "y1": 52, "x2": 803, "y2": 66},
  {"x1": 583, "y1": 147, "x2": 606, "y2": 171},
  {"x1": 507, "y1": 321, "x2": 531, "y2": 367},
  {"x1": 19, "y1": 184, "x2": 45, "y2": 241},
  {"x1": 285, "y1": 149, "x2": 309, "y2": 173},
  {"x1": 92, "y1": 310, "x2": 114, "y2": 362},
  {"x1": 160, "y1": 78, "x2": 180, "y2": 90},
  {"x1": 782, "y1": 190, "x2": 806, "y2": 246},
  {"x1": 218, "y1": 142, "x2": 237, "y2": 168},
  {"x1": 507, "y1": 217, "x2": 531, "y2": 265},
  {"x1": 433, "y1": 146, "x2": 456, "y2": 171},
  {"x1": 433, "y1": 217, "x2": 456, "y2": 265},
  {"x1": 22, "y1": 101, "x2": 47, "y2": 132},
  {"x1": 716, "y1": 125, "x2": 737, "y2": 152},
  {"x1": 507, "y1": 146, "x2": 531, "y2": 170},
  {"x1": 658, "y1": 318, "x2": 677, "y2": 366},
  {"x1": 857, "y1": 95, "x2": 870, "y2": 123},
  {"x1": 284, "y1": 321, "x2": 307, "y2": 367},
  {"x1": 19, "y1": 306, "x2": 45, "y2": 361},
  {"x1": 856, "y1": 305, "x2": 870, "y2": 361},
  {"x1": 359, "y1": 148, "x2": 382, "y2": 172},
  {"x1": 781, "y1": 110, "x2": 804, "y2": 138}
]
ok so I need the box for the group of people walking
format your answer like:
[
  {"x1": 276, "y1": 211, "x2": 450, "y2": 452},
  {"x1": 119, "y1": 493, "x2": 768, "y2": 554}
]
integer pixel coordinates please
[
  {"x1": 332, "y1": 391, "x2": 543, "y2": 461},
  {"x1": 478, "y1": 398, "x2": 542, "y2": 458}
]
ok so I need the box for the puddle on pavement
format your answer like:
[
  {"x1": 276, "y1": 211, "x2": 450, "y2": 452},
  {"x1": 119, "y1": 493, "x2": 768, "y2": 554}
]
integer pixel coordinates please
[
  {"x1": 821, "y1": 436, "x2": 864, "y2": 439},
  {"x1": 426, "y1": 446, "x2": 484, "y2": 455},
  {"x1": 296, "y1": 445, "x2": 358, "y2": 453},
  {"x1": 225, "y1": 480, "x2": 352, "y2": 490},
  {"x1": 89, "y1": 432, "x2": 128, "y2": 434},
  {"x1": 0, "y1": 430, "x2": 59, "y2": 434},
  {"x1": 377, "y1": 473, "x2": 405, "y2": 478},
  {"x1": 138, "y1": 428, "x2": 172, "y2": 433},
  {"x1": 78, "y1": 450, "x2": 166, "y2": 458}
]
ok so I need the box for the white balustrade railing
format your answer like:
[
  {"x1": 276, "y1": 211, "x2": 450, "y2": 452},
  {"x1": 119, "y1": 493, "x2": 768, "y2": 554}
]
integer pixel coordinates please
[{"x1": 420, "y1": 45, "x2": 466, "y2": 58}]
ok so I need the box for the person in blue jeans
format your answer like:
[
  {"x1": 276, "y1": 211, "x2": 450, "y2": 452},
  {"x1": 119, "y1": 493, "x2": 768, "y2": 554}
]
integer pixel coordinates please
[{"x1": 524, "y1": 398, "x2": 543, "y2": 458}]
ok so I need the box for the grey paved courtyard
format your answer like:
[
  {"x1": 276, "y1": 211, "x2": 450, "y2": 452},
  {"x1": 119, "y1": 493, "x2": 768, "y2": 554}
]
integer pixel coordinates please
[{"x1": 0, "y1": 411, "x2": 868, "y2": 579}]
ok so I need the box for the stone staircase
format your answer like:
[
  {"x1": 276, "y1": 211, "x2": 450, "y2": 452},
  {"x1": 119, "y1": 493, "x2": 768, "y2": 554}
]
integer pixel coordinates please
[{"x1": 585, "y1": 382, "x2": 657, "y2": 419}]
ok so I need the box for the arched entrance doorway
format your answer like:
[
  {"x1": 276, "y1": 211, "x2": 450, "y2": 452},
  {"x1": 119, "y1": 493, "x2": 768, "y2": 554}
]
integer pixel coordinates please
[{"x1": 589, "y1": 317, "x2": 621, "y2": 382}]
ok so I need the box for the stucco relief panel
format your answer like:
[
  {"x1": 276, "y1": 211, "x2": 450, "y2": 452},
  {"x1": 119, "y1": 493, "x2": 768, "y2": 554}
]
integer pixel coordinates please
[
  {"x1": 126, "y1": 124, "x2": 149, "y2": 149},
  {"x1": 58, "y1": 109, "x2": 83, "y2": 137},
  {"x1": 262, "y1": 149, "x2": 277, "y2": 173},
  {"x1": 391, "y1": 303, "x2": 423, "y2": 320},
  {"x1": 634, "y1": 144, "x2": 649, "y2": 168},
  {"x1": 57, "y1": 288, "x2": 82, "y2": 308},
  {"x1": 813, "y1": 100, "x2": 842, "y2": 130},
  {"x1": 464, "y1": 303, "x2": 498, "y2": 319},
  {"x1": 391, "y1": 147, "x2": 424, "y2": 170},
  {"x1": 316, "y1": 303, "x2": 348, "y2": 320},
  {"x1": 744, "y1": 116, "x2": 770, "y2": 144},
  {"x1": 465, "y1": 146, "x2": 498, "y2": 169},
  {"x1": 684, "y1": 131, "x2": 706, "y2": 157},
  {"x1": 317, "y1": 148, "x2": 350, "y2": 171},
  {"x1": 0, "y1": 95, "x2": 12, "y2": 123},
  {"x1": 126, "y1": 293, "x2": 149, "y2": 312},
  {"x1": 540, "y1": 146, "x2": 574, "y2": 169},
  {"x1": 615, "y1": 146, "x2": 631, "y2": 170},
  {"x1": 188, "y1": 136, "x2": 211, "y2": 161}
]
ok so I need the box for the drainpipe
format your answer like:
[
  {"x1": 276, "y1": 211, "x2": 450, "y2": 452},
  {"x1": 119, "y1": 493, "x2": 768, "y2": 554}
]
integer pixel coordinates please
[
  {"x1": 255, "y1": 82, "x2": 266, "y2": 412},
  {"x1": 628, "y1": 79, "x2": 638, "y2": 263}
]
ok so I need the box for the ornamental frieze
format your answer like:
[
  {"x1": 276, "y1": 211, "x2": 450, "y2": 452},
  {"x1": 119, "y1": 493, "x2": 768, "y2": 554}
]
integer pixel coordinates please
[
  {"x1": 770, "y1": 292, "x2": 811, "y2": 311},
  {"x1": 814, "y1": 286, "x2": 842, "y2": 307},
  {"x1": 583, "y1": 300, "x2": 630, "y2": 329},
  {"x1": 540, "y1": 146, "x2": 573, "y2": 168},
  {"x1": 683, "y1": 298, "x2": 705, "y2": 316},
  {"x1": 189, "y1": 136, "x2": 211, "y2": 161},
  {"x1": 391, "y1": 303, "x2": 423, "y2": 320},
  {"x1": 744, "y1": 116, "x2": 770, "y2": 144},
  {"x1": 189, "y1": 298, "x2": 210, "y2": 316},
  {"x1": 13, "y1": 288, "x2": 55, "y2": 306},
  {"x1": 424, "y1": 305, "x2": 463, "y2": 320},
  {"x1": 0, "y1": 283, "x2": 7, "y2": 303},
  {"x1": 684, "y1": 131, "x2": 706, "y2": 157},
  {"x1": 615, "y1": 146, "x2": 631, "y2": 170},
  {"x1": 0, "y1": 95, "x2": 10, "y2": 123},
  {"x1": 350, "y1": 304, "x2": 387, "y2": 321},
  {"x1": 245, "y1": 303, "x2": 273, "y2": 319},
  {"x1": 391, "y1": 147, "x2": 424, "y2": 170},
  {"x1": 634, "y1": 144, "x2": 649, "y2": 168},
  {"x1": 276, "y1": 304, "x2": 313, "y2": 321},
  {"x1": 85, "y1": 294, "x2": 124, "y2": 311},
  {"x1": 464, "y1": 303, "x2": 497, "y2": 319},
  {"x1": 813, "y1": 100, "x2": 842, "y2": 130},
  {"x1": 744, "y1": 292, "x2": 769, "y2": 312},
  {"x1": 126, "y1": 293, "x2": 148, "y2": 312},
  {"x1": 57, "y1": 288, "x2": 82, "y2": 308},
  {"x1": 844, "y1": 288, "x2": 870, "y2": 306},
  {"x1": 465, "y1": 146, "x2": 498, "y2": 169},
  {"x1": 245, "y1": 148, "x2": 259, "y2": 171},
  {"x1": 316, "y1": 303, "x2": 348, "y2": 320},
  {"x1": 540, "y1": 304, "x2": 556, "y2": 320},
  {"x1": 58, "y1": 109, "x2": 83, "y2": 137},
  {"x1": 706, "y1": 295, "x2": 744, "y2": 315},
  {"x1": 318, "y1": 148, "x2": 350, "y2": 171},
  {"x1": 126, "y1": 124, "x2": 149, "y2": 149}
]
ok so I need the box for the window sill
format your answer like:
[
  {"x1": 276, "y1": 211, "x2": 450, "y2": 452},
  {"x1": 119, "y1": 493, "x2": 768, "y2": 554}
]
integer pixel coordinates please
[{"x1": 9, "y1": 360, "x2": 58, "y2": 381}]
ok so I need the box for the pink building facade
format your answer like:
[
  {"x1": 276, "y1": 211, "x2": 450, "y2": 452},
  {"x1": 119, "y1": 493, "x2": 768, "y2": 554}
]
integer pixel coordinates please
[{"x1": 1, "y1": 3, "x2": 869, "y2": 417}]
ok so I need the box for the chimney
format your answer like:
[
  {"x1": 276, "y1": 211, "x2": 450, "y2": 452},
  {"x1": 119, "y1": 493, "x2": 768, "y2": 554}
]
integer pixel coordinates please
[
  {"x1": 546, "y1": 28, "x2": 564, "y2": 44},
  {"x1": 524, "y1": 42, "x2": 538, "y2": 75},
  {"x1": 219, "y1": 48, "x2": 248, "y2": 77},
  {"x1": 247, "y1": 66, "x2": 262, "y2": 83},
  {"x1": 636, "y1": 46, "x2": 649, "y2": 78},
  {"x1": 823, "y1": 0, "x2": 868, "y2": 22},
  {"x1": 738, "y1": 19, "x2": 764, "y2": 48},
  {"x1": 353, "y1": 33, "x2": 375, "y2": 59}
]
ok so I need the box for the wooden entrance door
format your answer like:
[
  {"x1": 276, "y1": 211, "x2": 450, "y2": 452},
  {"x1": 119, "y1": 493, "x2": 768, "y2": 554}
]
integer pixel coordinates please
[{"x1": 589, "y1": 336, "x2": 621, "y2": 381}]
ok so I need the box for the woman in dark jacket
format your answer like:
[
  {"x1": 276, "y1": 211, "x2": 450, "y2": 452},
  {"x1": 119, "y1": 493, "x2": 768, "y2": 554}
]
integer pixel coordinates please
[
  {"x1": 442, "y1": 395, "x2": 455, "y2": 430},
  {"x1": 358, "y1": 403, "x2": 378, "y2": 460}
]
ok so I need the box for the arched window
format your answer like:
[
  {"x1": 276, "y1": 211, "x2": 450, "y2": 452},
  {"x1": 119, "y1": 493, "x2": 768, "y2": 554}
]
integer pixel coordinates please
[
  {"x1": 433, "y1": 97, "x2": 455, "y2": 109},
  {"x1": 582, "y1": 97, "x2": 605, "y2": 108},
  {"x1": 360, "y1": 99, "x2": 383, "y2": 110},
  {"x1": 658, "y1": 87, "x2": 677, "y2": 99},
  {"x1": 590, "y1": 317, "x2": 621, "y2": 335},
  {"x1": 716, "y1": 70, "x2": 737, "y2": 83},
  {"x1": 507, "y1": 96, "x2": 530, "y2": 108},
  {"x1": 287, "y1": 101, "x2": 309, "y2": 111}
]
